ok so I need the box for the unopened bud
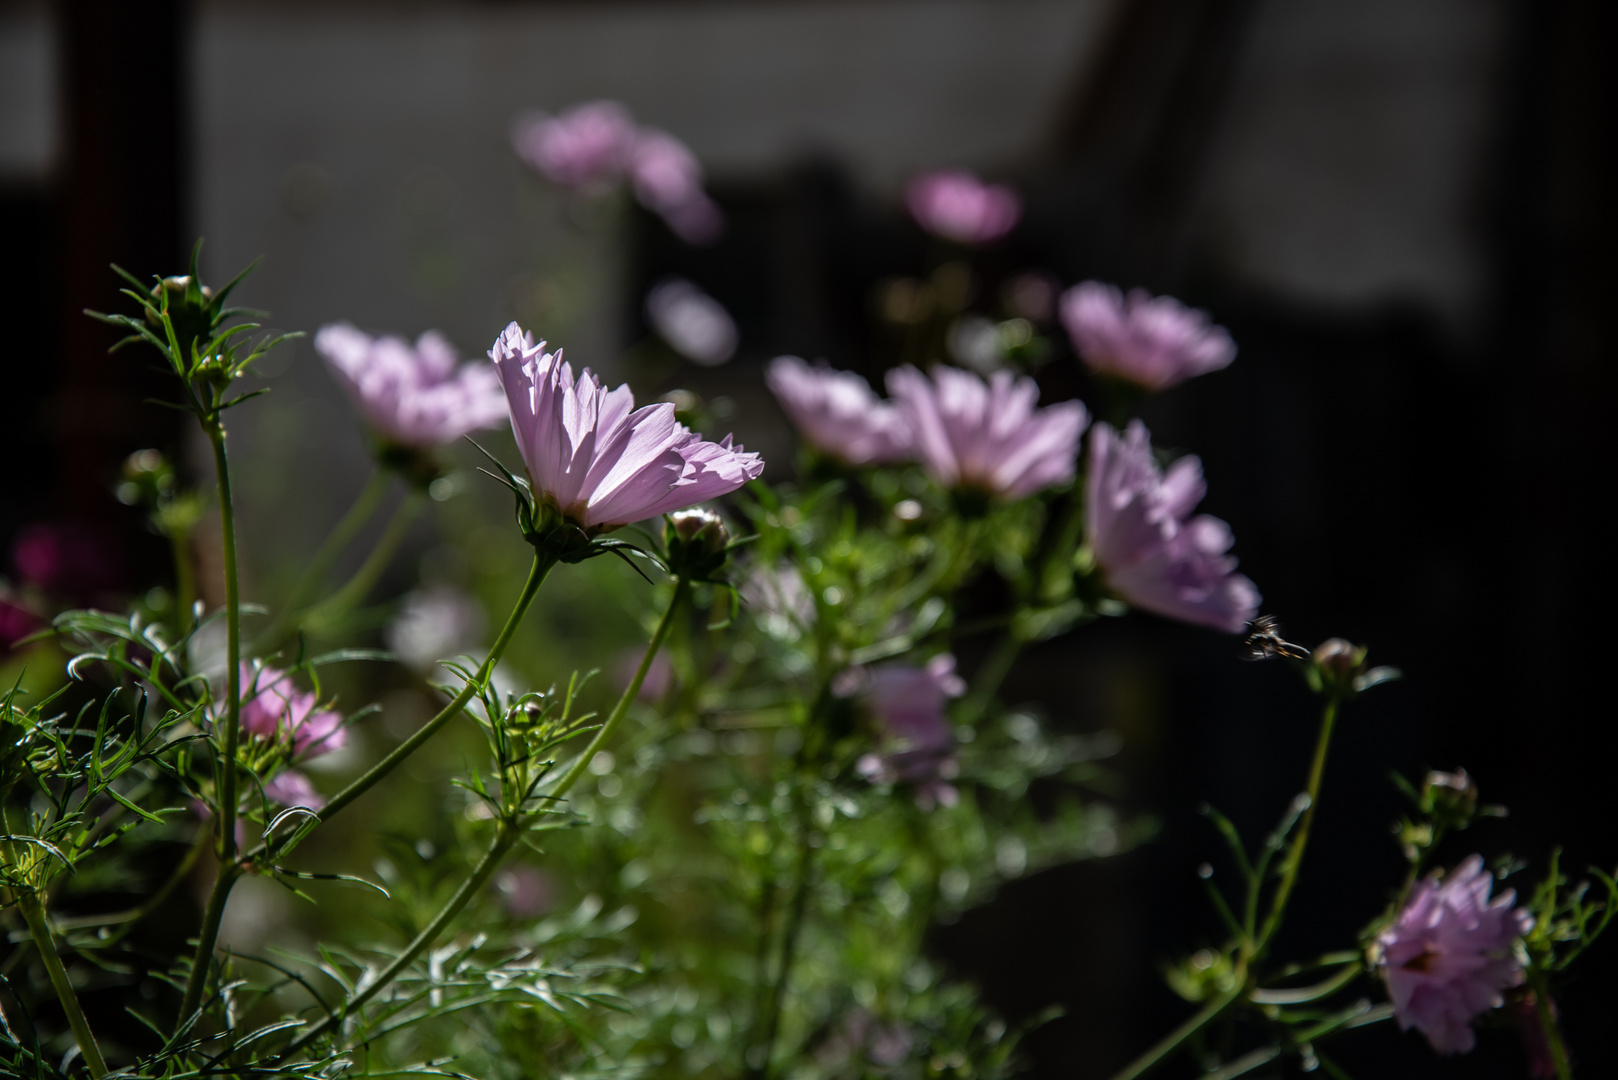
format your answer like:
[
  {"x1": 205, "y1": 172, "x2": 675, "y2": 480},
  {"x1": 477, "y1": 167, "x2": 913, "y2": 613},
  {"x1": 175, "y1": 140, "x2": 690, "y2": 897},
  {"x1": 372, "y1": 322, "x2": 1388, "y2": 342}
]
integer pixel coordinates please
[
  {"x1": 1423, "y1": 768, "x2": 1478, "y2": 826},
  {"x1": 145, "y1": 275, "x2": 217, "y2": 358},
  {"x1": 664, "y1": 508, "x2": 730, "y2": 580},
  {"x1": 1310, "y1": 637, "x2": 1367, "y2": 694}
]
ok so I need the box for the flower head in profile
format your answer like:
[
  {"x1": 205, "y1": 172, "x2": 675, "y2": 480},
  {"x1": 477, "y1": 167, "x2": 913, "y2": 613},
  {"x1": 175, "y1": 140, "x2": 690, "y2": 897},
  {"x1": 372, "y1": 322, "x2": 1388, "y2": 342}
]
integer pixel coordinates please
[
  {"x1": 844, "y1": 655, "x2": 965, "y2": 810},
  {"x1": 235, "y1": 664, "x2": 347, "y2": 760},
  {"x1": 1086, "y1": 421, "x2": 1259, "y2": 633},
  {"x1": 888, "y1": 365, "x2": 1087, "y2": 500},
  {"x1": 1378, "y1": 855, "x2": 1533, "y2": 1055},
  {"x1": 1061, "y1": 282, "x2": 1236, "y2": 391},
  {"x1": 489, "y1": 323, "x2": 763, "y2": 535},
  {"x1": 767, "y1": 357, "x2": 913, "y2": 466},
  {"x1": 630, "y1": 131, "x2": 724, "y2": 243},
  {"x1": 510, "y1": 100, "x2": 637, "y2": 190},
  {"x1": 906, "y1": 169, "x2": 1022, "y2": 245},
  {"x1": 315, "y1": 324, "x2": 508, "y2": 448},
  {"x1": 646, "y1": 278, "x2": 737, "y2": 366}
]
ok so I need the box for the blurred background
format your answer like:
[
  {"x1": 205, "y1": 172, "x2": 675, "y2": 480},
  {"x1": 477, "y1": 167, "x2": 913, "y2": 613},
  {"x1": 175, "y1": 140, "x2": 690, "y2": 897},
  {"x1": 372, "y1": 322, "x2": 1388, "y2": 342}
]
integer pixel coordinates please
[{"x1": 2, "y1": 0, "x2": 1614, "y2": 1076}]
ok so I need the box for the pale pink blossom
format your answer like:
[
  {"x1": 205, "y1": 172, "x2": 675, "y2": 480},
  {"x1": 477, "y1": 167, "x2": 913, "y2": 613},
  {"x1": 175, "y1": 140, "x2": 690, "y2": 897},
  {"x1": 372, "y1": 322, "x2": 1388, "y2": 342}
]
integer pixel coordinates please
[
  {"x1": 630, "y1": 130, "x2": 724, "y2": 244},
  {"x1": 264, "y1": 770, "x2": 325, "y2": 811},
  {"x1": 646, "y1": 278, "x2": 736, "y2": 366},
  {"x1": 315, "y1": 324, "x2": 508, "y2": 448},
  {"x1": 1086, "y1": 422, "x2": 1259, "y2": 633},
  {"x1": 905, "y1": 169, "x2": 1021, "y2": 245},
  {"x1": 1060, "y1": 282, "x2": 1235, "y2": 391},
  {"x1": 510, "y1": 101, "x2": 637, "y2": 191},
  {"x1": 846, "y1": 655, "x2": 965, "y2": 810},
  {"x1": 489, "y1": 323, "x2": 764, "y2": 533},
  {"x1": 234, "y1": 664, "x2": 347, "y2": 759},
  {"x1": 887, "y1": 365, "x2": 1086, "y2": 499},
  {"x1": 1379, "y1": 855, "x2": 1534, "y2": 1055},
  {"x1": 766, "y1": 357, "x2": 913, "y2": 466}
]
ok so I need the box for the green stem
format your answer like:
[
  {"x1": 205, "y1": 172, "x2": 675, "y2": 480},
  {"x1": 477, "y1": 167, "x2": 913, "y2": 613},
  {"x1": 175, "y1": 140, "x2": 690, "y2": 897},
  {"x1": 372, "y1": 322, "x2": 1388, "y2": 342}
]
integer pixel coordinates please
[
  {"x1": 958, "y1": 631, "x2": 1021, "y2": 724},
  {"x1": 259, "y1": 551, "x2": 555, "y2": 850},
  {"x1": 18, "y1": 890, "x2": 109, "y2": 1079},
  {"x1": 55, "y1": 827, "x2": 210, "y2": 941},
  {"x1": 1254, "y1": 693, "x2": 1341, "y2": 956},
  {"x1": 300, "y1": 490, "x2": 424, "y2": 634},
  {"x1": 175, "y1": 423, "x2": 243, "y2": 1032},
  {"x1": 547, "y1": 578, "x2": 689, "y2": 803},
  {"x1": 282, "y1": 822, "x2": 520, "y2": 1057},
  {"x1": 254, "y1": 469, "x2": 390, "y2": 650},
  {"x1": 748, "y1": 792, "x2": 815, "y2": 1080},
  {"x1": 1106, "y1": 982, "x2": 1245, "y2": 1080},
  {"x1": 171, "y1": 526, "x2": 197, "y2": 634},
  {"x1": 1527, "y1": 966, "x2": 1574, "y2": 1080}
]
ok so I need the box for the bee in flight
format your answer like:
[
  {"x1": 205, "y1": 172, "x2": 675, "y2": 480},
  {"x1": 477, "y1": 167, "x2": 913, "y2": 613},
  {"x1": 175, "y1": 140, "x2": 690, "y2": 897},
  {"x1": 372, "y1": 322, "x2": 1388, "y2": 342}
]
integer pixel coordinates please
[{"x1": 1240, "y1": 615, "x2": 1311, "y2": 661}]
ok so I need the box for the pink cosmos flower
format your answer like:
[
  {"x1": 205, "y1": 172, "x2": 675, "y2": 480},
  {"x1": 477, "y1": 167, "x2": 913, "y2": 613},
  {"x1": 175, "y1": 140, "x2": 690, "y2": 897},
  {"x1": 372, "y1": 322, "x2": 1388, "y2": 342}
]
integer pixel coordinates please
[
  {"x1": 646, "y1": 278, "x2": 737, "y2": 366},
  {"x1": 235, "y1": 664, "x2": 347, "y2": 759},
  {"x1": 1060, "y1": 282, "x2": 1236, "y2": 391},
  {"x1": 489, "y1": 323, "x2": 764, "y2": 534},
  {"x1": 264, "y1": 770, "x2": 325, "y2": 811},
  {"x1": 315, "y1": 324, "x2": 508, "y2": 448},
  {"x1": 630, "y1": 130, "x2": 724, "y2": 244},
  {"x1": 766, "y1": 357, "x2": 913, "y2": 466},
  {"x1": 510, "y1": 101, "x2": 637, "y2": 191},
  {"x1": 1086, "y1": 422, "x2": 1259, "y2": 633},
  {"x1": 1379, "y1": 855, "x2": 1534, "y2": 1055},
  {"x1": 845, "y1": 655, "x2": 965, "y2": 810},
  {"x1": 905, "y1": 169, "x2": 1022, "y2": 245},
  {"x1": 887, "y1": 365, "x2": 1087, "y2": 500}
]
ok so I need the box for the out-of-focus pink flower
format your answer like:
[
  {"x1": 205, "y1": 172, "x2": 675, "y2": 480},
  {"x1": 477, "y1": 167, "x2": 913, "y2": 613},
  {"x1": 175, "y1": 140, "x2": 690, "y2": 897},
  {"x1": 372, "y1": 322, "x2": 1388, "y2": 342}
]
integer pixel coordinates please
[
  {"x1": 315, "y1": 324, "x2": 508, "y2": 448},
  {"x1": 766, "y1": 357, "x2": 913, "y2": 466},
  {"x1": 1378, "y1": 855, "x2": 1534, "y2": 1055},
  {"x1": 234, "y1": 664, "x2": 347, "y2": 759},
  {"x1": 11, "y1": 522, "x2": 123, "y2": 598},
  {"x1": 905, "y1": 169, "x2": 1021, "y2": 245},
  {"x1": 815, "y1": 1009, "x2": 914, "y2": 1069},
  {"x1": 0, "y1": 598, "x2": 42, "y2": 652},
  {"x1": 511, "y1": 101, "x2": 637, "y2": 190},
  {"x1": 1060, "y1": 282, "x2": 1236, "y2": 391},
  {"x1": 489, "y1": 323, "x2": 764, "y2": 534},
  {"x1": 1086, "y1": 421, "x2": 1259, "y2": 633},
  {"x1": 646, "y1": 278, "x2": 737, "y2": 366},
  {"x1": 495, "y1": 865, "x2": 558, "y2": 918},
  {"x1": 264, "y1": 770, "x2": 325, "y2": 810},
  {"x1": 385, "y1": 587, "x2": 486, "y2": 673},
  {"x1": 615, "y1": 648, "x2": 673, "y2": 703},
  {"x1": 630, "y1": 130, "x2": 724, "y2": 244},
  {"x1": 846, "y1": 655, "x2": 965, "y2": 810},
  {"x1": 887, "y1": 365, "x2": 1087, "y2": 500}
]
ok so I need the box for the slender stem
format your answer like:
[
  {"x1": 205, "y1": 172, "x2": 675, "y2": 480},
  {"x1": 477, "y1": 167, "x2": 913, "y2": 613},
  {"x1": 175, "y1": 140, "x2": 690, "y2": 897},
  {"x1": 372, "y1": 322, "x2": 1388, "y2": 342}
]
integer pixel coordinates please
[
  {"x1": 55, "y1": 828, "x2": 210, "y2": 940},
  {"x1": 749, "y1": 795, "x2": 815, "y2": 1080},
  {"x1": 257, "y1": 551, "x2": 555, "y2": 850},
  {"x1": 282, "y1": 822, "x2": 520, "y2": 1057},
  {"x1": 175, "y1": 423, "x2": 243, "y2": 1031},
  {"x1": 1254, "y1": 693, "x2": 1341, "y2": 956},
  {"x1": 17, "y1": 891, "x2": 109, "y2": 1079},
  {"x1": 958, "y1": 631, "x2": 1021, "y2": 724},
  {"x1": 548, "y1": 578, "x2": 690, "y2": 803},
  {"x1": 1106, "y1": 979, "x2": 1245, "y2": 1080},
  {"x1": 300, "y1": 491, "x2": 424, "y2": 634},
  {"x1": 1527, "y1": 967, "x2": 1574, "y2": 1080},
  {"x1": 171, "y1": 526, "x2": 197, "y2": 634},
  {"x1": 254, "y1": 469, "x2": 390, "y2": 650}
]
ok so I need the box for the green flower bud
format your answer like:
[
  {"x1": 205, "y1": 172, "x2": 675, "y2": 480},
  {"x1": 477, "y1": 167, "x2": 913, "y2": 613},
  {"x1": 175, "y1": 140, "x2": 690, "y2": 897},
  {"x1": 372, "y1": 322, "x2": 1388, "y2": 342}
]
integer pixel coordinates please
[
  {"x1": 145, "y1": 275, "x2": 216, "y2": 358},
  {"x1": 664, "y1": 508, "x2": 730, "y2": 580},
  {"x1": 1423, "y1": 768, "x2": 1478, "y2": 828}
]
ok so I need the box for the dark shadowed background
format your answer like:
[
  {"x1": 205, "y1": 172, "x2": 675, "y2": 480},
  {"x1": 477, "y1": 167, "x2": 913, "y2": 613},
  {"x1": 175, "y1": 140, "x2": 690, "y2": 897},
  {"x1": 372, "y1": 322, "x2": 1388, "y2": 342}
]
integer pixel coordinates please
[{"x1": 3, "y1": 1, "x2": 1614, "y2": 1076}]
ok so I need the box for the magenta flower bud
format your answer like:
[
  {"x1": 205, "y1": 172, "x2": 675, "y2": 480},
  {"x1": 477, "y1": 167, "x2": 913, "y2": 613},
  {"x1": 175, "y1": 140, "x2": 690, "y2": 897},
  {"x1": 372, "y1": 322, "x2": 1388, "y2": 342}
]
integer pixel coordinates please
[
  {"x1": 846, "y1": 655, "x2": 966, "y2": 810},
  {"x1": 1085, "y1": 421, "x2": 1259, "y2": 633},
  {"x1": 905, "y1": 169, "x2": 1022, "y2": 245},
  {"x1": 315, "y1": 324, "x2": 509, "y2": 449},
  {"x1": 1060, "y1": 282, "x2": 1235, "y2": 391},
  {"x1": 233, "y1": 664, "x2": 347, "y2": 760},
  {"x1": 488, "y1": 323, "x2": 764, "y2": 536},
  {"x1": 1378, "y1": 855, "x2": 1533, "y2": 1055},
  {"x1": 766, "y1": 357, "x2": 913, "y2": 466},
  {"x1": 510, "y1": 101, "x2": 637, "y2": 191},
  {"x1": 887, "y1": 365, "x2": 1087, "y2": 500}
]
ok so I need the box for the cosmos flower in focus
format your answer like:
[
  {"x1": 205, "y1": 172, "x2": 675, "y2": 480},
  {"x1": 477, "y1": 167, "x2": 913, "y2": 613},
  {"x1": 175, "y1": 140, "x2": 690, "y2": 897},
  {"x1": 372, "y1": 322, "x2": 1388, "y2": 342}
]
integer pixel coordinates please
[
  {"x1": 1378, "y1": 855, "x2": 1534, "y2": 1055},
  {"x1": 1060, "y1": 282, "x2": 1236, "y2": 391},
  {"x1": 905, "y1": 169, "x2": 1021, "y2": 245},
  {"x1": 315, "y1": 324, "x2": 508, "y2": 448},
  {"x1": 1085, "y1": 421, "x2": 1259, "y2": 633},
  {"x1": 646, "y1": 278, "x2": 737, "y2": 366},
  {"x1": 887, "y1": 365, "x2": 1087, "y2": 500},
  {"x1": 766, "y1": 357, "x2": 913, "y2": 466},
  {"x1": 488, "y1": 323, "x2": 763, "y2": 534},
  {"x1": 845, "y1": 654, "x2": 965, "y2": 810}
]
